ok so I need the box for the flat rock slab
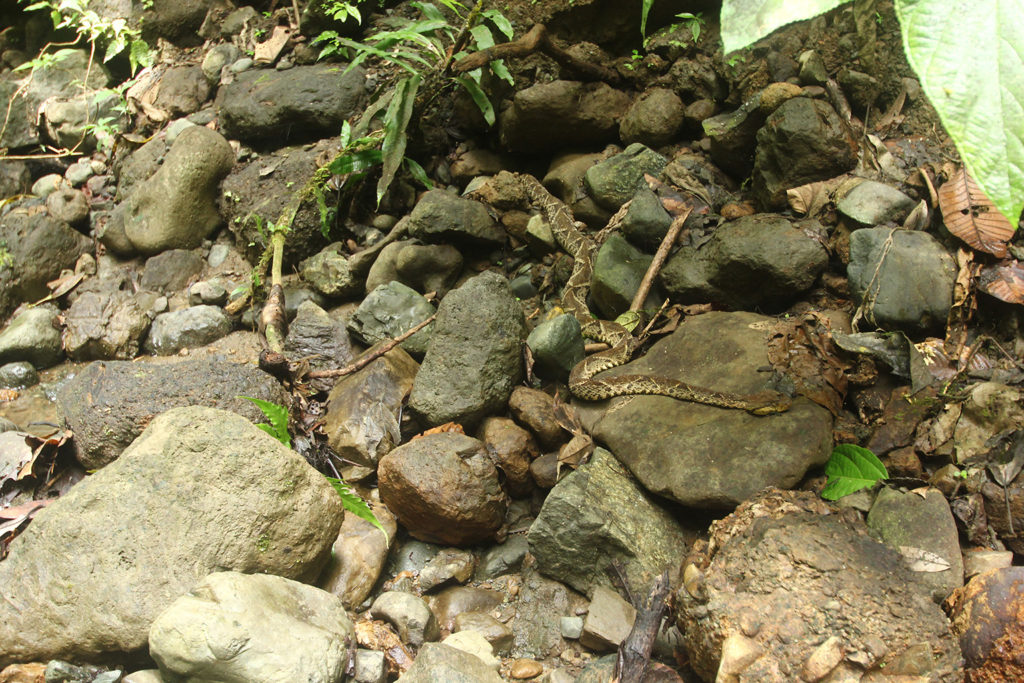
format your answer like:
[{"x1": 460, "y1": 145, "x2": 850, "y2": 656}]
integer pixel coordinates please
[
  {"x1": 57, "y1": 357, "x2": 289, "y2": 469},
  {"x1": 576, "y1": 311, "x2": 832, "y2": 509},
  {"x1": 0, "y1": 406, "x2": 344, "y2": 667}
]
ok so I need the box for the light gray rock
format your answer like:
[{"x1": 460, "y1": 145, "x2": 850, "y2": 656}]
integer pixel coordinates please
[
  {"x1": 476, "y1": 535, "x2": 530, "y2": 580},
  {"x1": 847, "y1": 227, "x2": 956, "y2": 335},
  {"x1": 63, "y1": 290, "x2": 150, "y2": 361},
  {"x1": 150, "y1": 572, "x2": 353, "y2": 683},
  {"x1": 419, "y1": 548, "x2": 477, "y2": 592},
  {"x1": 441, "y1": 631, "x2": 499, "y2": 670},
  {"x1": 283, "y1": 300, "x2": 353, "y2": 372},
  {"x1": 187, "y1": 280, "x2": 228, "y2": 306},
  {"x1": 219, "y1": 64, "x2": 366, "y2": 143},
  {"x1": 408, "y1": 271, "x2": 524, "y2": 428},
  {"x1": 56, "y1": 358, "x2": 288, "y2": 469},
  {"x1": 319, "y1": 504, "x2": 397, "y2": 609},
  {"x1": 584, "y1": 143, "x2": 667, "y2": 211},
  {"x1": 300, "y1": 242, "x2": 362, "y2": 299},
  {"x1": 659, "y1": 213, "x2": 829, "y2": 309},
  {"x1": 396, "y1": 642, "x2": 503, "y2": 682},
  {"x1": 509, "y1": 567, "x2": 584, "y2": 659},
  {"x1": 140, "y1": 249, "x2": 205, "y2": 293},
  {"x1": 0, "y1": 305, "x2": 63, "y2": 369},
  {"x1": 576, "y1": 312, "x2": 832, "y2": 509},
  {"x1": 0, "y1": 361, "x2": 38, "y2": 389},
  {"x1": 119, "y1": 126, "x2": 234, "y2": 254},
  {"x1": 526, "y1": 313, "x2": 584, "y2": 381},
  {"x1": 837, "y1": 180, "x2": 918, "y2": 227},
  {"x1": 352, "y1": 649, "x2": 387, "y2": 683},
  {"x1": 369, "y1": 591, "x2": 440, "y2": 647},
  {"x1": 580, "y1": 585, "x2": 636, "y2": 652},
  {"x1": 453, "y1": 612, "x2": 514, "y2": 654},
  {"x1": 529, "y1": 448, "x2": 688, "y2": 597},
  {"x1": 202, "y1": 43, "x2": 241, "y2": 82},
  {"x1": 0, "y1": 406, "x2": 344, "y2": 667},
  {"x1": 145, "y1": 305, "x2": 232, "y2": 355},
  {"x1": 45, "y1": 186, "x2": 89, "y2": 226},
  {"x1": 407, "y1": 189, "x2": 503, "y2": 246},
  {"x1": 752, "y1": 97, "x2": 858, "y2": 208},
  {"x1": 867, "y1": 487, "x2": 965, "y2": 603},
  {"x1": 364, "y1": 242, "x2": 463, "y2": 297},
  {"x1": 42, "y1": 88, "x2": 124, "y2": 152},
  {"x1": 147, "y1": 65, "x2": 210, "y2": 118}
]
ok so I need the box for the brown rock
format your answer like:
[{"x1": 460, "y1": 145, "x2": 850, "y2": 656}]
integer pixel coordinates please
[
  {"x1": 947, "y1": 567, "x2": 1024, "y2": 680},
  {"x1": 430, "y1": 585, "x2": 504, "y2": 632},
  {"x1": 508, "y1": 386, "x2": 564, "y2": 450},
  {"x1": 378, "y1": 432, "x2": 508, "y2": 545},
  {"x1": 509, "y1": 658, "x2": 544, "y2": 679},
  {"x1": 477, "y1": 417, "x2": 538, "y2": 497},
  {"x1": 319, "y1": 503, "x2": 397, "y2": 609}
]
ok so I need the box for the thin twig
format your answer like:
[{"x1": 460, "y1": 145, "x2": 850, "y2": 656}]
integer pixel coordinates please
[
  {"x1": 630, "y1": 207, "x2": 690, "y2": 312},
  {"x1": 308, "y1": 314, "x2": 437, "y2": 379}
]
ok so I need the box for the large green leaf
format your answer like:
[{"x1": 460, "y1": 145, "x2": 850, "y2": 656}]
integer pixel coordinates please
[
  {"x1": 326, "y1": 476, "x2": 389, "y2": 544},
  {"x1": 377, "y1": 74, "x2": 420, "y2": 206},
  {"x1": 720, "y1": 0, "x2": 848, "y2": 53},
  {"x1": 895, "y1": 0, "x2": 1024, "y2": 227},
  {"x1": 821, "y1": 444, "x2": 888, "y2": 500}
]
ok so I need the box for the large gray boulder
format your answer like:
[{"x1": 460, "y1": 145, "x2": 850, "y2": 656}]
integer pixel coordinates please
[
  {"x1": 56, "y1": 358, "x2": 289, "y2": 469},
  {"x1": 0, "y1": 406, "x2": 344, "y2": 667},
  {"x1": 116, "y1": 126, "x2": 235, "y2": 255},
  {"x1": 408, "y1": 271, "x2": 524, "y2": 428},
  {"x1": 529, "y1": 448, "x2": 688, "y2": 598},
  {"x1": 576, "y1": 311, "x2": 832, "y2": 509},
  {"x1": 219, "y1": 64, "x2": 366, "y2": 144},
  {"x1": 0, "y1": 305, "x2": 64, "y2": 369},
  {"x1": 150, "y1": 572, "x2": 353, "y2": 683}
]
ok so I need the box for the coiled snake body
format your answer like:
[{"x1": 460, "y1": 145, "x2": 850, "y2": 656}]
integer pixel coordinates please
[{"x1": 517, "y1": 174, "x2": 791, "y2": 416}]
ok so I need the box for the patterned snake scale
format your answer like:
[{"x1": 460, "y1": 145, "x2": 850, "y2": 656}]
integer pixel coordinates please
[{"x1": 517, "y1": 173, "x2": 792, "y2": 416}]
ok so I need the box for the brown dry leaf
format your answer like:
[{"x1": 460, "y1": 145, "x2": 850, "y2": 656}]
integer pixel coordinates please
[
  {"x1": 767, "y1": 313, "x2": 850, "y2": 416},
  {"x1": 254, "y1": 25, "x2": 291, "y2": 65},
  {"x1": 412, "y1": 422, "x2": 464, "y2": 440},
  {"x1": 938, "y1": 167, "x2": 1015, "y2": 257},
  {"x1": 899, "y1": 546, "x2": 952, "y2": 573},
  {"x1": 786, "y1": 175, "x2": 859, "y2": 219},
  {"x1": 557, "y1": 433, "x2": 594, "y2": 471},
  {"x1": 944, "y1": 248, "x2": 981, "y2": 360},
  {"x1": 0, "y1": 431, "x2": 36, "y2": 487},
  {"x1": 978, "y1": 260, "x2": 1024, "y2": 304},
  {"x1": 353, "y1": 619, "x2": 413, "y2": 673}
]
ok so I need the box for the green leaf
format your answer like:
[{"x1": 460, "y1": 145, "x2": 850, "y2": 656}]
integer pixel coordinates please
[
  {"x1": 326, "y1": 476, "x2": 389, "y2": 544},
  {"x1": 481, "y1": 9, "x2": 514, "y2": 40},
  {"x1": 895, "y1": 0, "x2": 1024, "y2": 227},
  {"x1": 404, "y1": 156, "x2": 433, "y2": 189},
  {"x1": 470, "y1": 23, "x2": 495, "y2": 49},
  {"x1": 456, "y1": 74, "x2": 495, "y2": 126},
  {"x1": 328, "y1": 148, "x2": 383, "y2": 175},
  {"x1": 719, "y1": 0, "x2": 849, "y2": 53},
  {"x1": 339, "y1": 119, "x2": 352, "y2": 147},
  {"x1": 377, "y1": 74, "x2": 420, "y2": 206},
  {"x1": 821, "y1": 444, "x2": 888, "y2": 500},
  {"x1": 412, "y1": 1, "x2": 445, "y2": 21},
  {"x1": 641, "y1": 0, "x2": 655, "y2": 36},
  {"x1": 238, "y1": 396, "x2": 291, "y2": 448},
  {"x1": 489, "y1": 58, "x2": 514, "y2": 86}
]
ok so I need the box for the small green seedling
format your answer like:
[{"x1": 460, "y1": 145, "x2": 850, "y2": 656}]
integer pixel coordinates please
[{"x1": 820, "y1": 444, "x2": 888, "y2": 500}]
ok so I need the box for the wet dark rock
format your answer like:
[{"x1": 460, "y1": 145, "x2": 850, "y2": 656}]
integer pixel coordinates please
[
  {"x1": 369, "y1": 591, "x2": 440, "y2": 647},
  {"x1": 476, "y1": 535, "x2": 530, "y2": 581},
  {"x1": 407, "y1": 189, "x2": 503, "y2": 246},
  {"x1": 525, "y1": 313, "x2": 584, "y2": 381},
  {"x1": 322, "y1": 347, "x2": 418, "y2": 468},
  {"x1": 508, "y1": 387, "x2": 564, "y2": 451},
  {"x1": 148, "y1": 65, "x2": 210, "y2": 118},
  {"x1": 141, "y1": 0, "x2": 208, "y2": 45},
  {"x1": 838, "y1": 68, "x2": 881, "y2": 111},
  {"x1": 659, "y1": 213, "x2": 829, "y2": 309},
  {"x1": 139, "y1": 249, "x2": 205, "y2": 293},
  {"x1": 45, "y1": 186, "x2": 89, "y2": 226},
  {"x1": 584, "y1": 143, "x2": 667, "y2": 212},
  {"x1": 529, "y1": 448, "x2": 688, "y2": 597},
  {"x1": 0, "y1": 361, "x2": 38, "y2": 389},
  {"x1": 395, "y1": 642, "x2": 503, "y2": 682},
  {"x1": 365, "y1": 242, "x2": 464, "y2": 298},
  {"x1": 0, "y1": 305, "x2": 63, "y2": 369},
  {"x1": 798, "y1": 49, "x2": 829, "y2": 85},
  {"x1": 619, "y1": 88, "x2": 685, "y2": 147},
  {"x1": 0, "y1": 406, "x2": 343, "y2": 667},
  {"x1": 591, "y1": 233, "x2": 661, "y2": 318},
  {"x1": 150, "y1": 571, "x2": 352, "y2": 683},
  {"x1": 847, "y1": 227, "x2": 956, "y2": 335},
  {"x1": 300, "y1": 243, "x2": 362, "y2": 299},
  {"x1": 63, "y1": 290, "x2": 150, "y2": 361},
  {"x1": 116, "y1": 126, "x2": 234, "y2": 255},
  {"x1": 144, "y1": 305, "x2": 232, "y2": 355},
  {"x1": 837, "y1": 179, "x2": 918, "y2": 227},
  {"x1": 576, "y1": 312, "x2": 832, "y2": 509},
  {"x1": 283, "y1": 300, "x2": 353, "y2": 373},
  {"x1": 752, "y1": 97, "x2": 858, "y2": 208},
  {"x1": 0, "y1": 212, "x2": 91, "y2": 321},
  {"x1": 703, "y1": 95, "x2": 768, "y2": 178},
  {"x1": 866, "y1": 487, "x2": 964, "y2": 603},
  {"x1": 218, "y1": 64, "x2": 366, "y2": 144},
  {"x1": 499, "y1": 80, "x2": 631, "y2": 153},
  {"x1": 947, "y1": 567, "x2": 1024, "y2": 680},
  {"x1": 418, "y1": 548, "x2": 476, "y2": 592},
  {"x1": 319, "y1": 504, "x2": 397, "y2": 609},
  {"x1": 0, "y1": 158, "x2": 30, "y2": 197},
  {"x1": 348, "y1": 282, "x2": 435, "y2": 357},
  {"x1": 676, "y1": 490, "x2": 962, "y2": 682},
  {"x1": 620, "y1": 186, "x2": 673, "y2": 251},
  {"x1": 378, "y1": 432, "x2": 507, "y2": 546},
  {"x1": 408, "y1": 271, "x2": 524, "y2": 428},
  {"x1": 56, "y1": 357, "x2": 288, "y2": 469},
  {"x1": 220, "y1": 138, "x2": 339, "y2": 266}
]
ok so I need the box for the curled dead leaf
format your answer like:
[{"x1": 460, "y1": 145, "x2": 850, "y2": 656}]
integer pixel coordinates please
[
  {"x1": 978, "y1": 260, "x2": 1024, "y2": 304},
  {"x1": 938, "y1": 168, "x2": 1014, "y2": 257}
]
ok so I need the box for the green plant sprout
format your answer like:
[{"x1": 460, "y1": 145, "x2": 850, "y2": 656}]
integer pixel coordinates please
[
  {"x1": 820, "y1": 444, "x2": 889, "y2": 501},
  {"x1": 239, "y1": 396, "x2": 389, "y2": 543}
]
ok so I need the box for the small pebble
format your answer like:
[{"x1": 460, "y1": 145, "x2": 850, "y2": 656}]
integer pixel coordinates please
[{"x1": 509, "y1": 658, "x2": 544, "y2": 679}]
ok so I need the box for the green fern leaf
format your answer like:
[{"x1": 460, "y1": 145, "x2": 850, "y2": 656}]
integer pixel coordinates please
[
  {"x1": 326, "y1": 477, "x2": 389, "y2": 544},
  {"x1": 238, "y1": 396, "x2": 291, "y2": 448}
]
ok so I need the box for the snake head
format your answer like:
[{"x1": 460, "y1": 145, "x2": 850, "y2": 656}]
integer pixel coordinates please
[{"x1": 746, "y1": 391, "x2": 793, "y2": 415}]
